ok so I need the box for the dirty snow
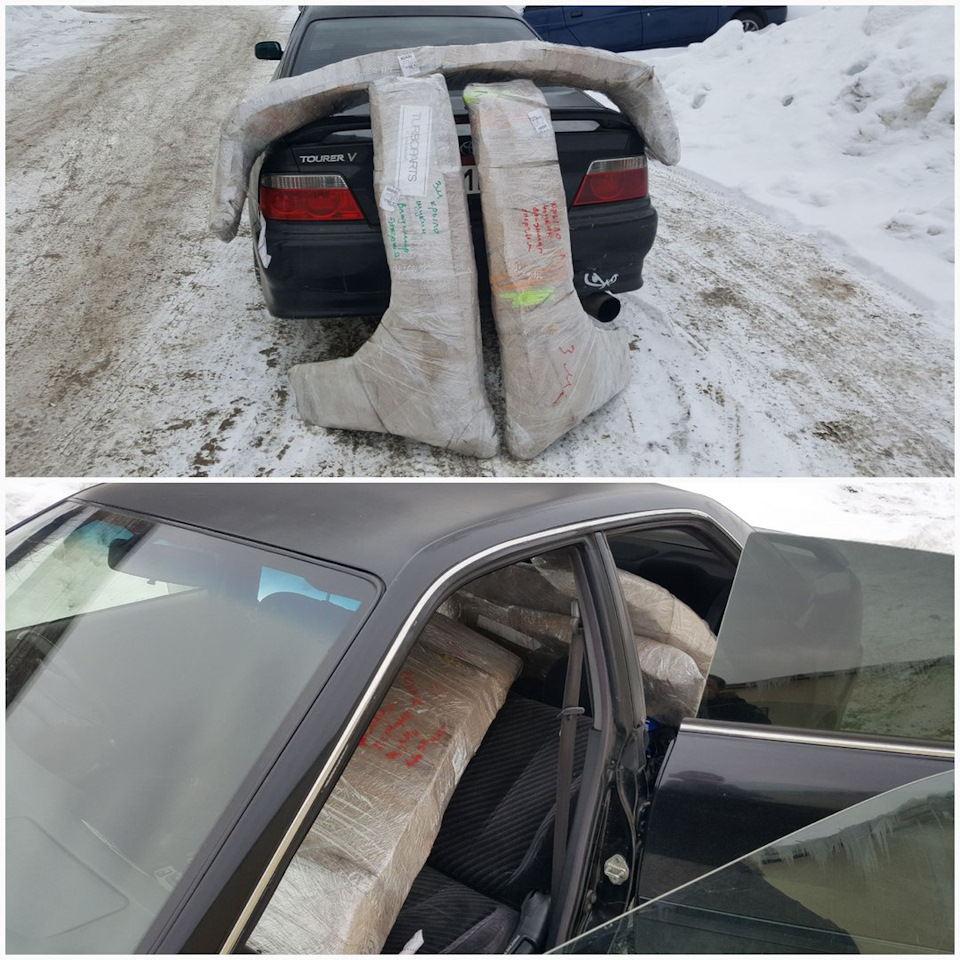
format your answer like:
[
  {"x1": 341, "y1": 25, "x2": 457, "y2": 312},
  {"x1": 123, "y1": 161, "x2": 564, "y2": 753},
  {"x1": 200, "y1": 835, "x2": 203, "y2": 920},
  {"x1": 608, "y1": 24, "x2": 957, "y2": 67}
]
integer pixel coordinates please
[
  {"x1": 3, "y1": 6, "x2": 954, "y2": 477},
  {"x1": 6, "y1": 478, "x2": 953, "y2": 557}
]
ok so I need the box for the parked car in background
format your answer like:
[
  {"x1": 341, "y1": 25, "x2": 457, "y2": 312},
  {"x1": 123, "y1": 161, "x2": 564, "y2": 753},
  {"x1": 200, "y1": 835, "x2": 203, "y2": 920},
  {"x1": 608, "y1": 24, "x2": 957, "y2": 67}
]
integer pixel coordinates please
[
  {"x1": 249, "y1": 6, "x2": 659, "y2": 318},
  {"x1": 6, "y1": 483, "x2": 953, "y2": 953},
  {"x1": 523, "y1": 6, "x2": 788, "y2": 52}
]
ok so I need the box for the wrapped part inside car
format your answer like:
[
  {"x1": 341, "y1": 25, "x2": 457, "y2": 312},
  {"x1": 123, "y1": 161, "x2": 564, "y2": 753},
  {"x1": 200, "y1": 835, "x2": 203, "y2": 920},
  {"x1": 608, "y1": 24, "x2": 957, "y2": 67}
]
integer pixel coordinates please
[
  {"x1": 7, "y1": 484, "x2": 952, "y2": 955},
  {"x1": 532, "y1": 556, "x2": 717, "y2": 724},
  {"x1": 248, "y1": 614, "x2": 521, "y2": 954}
]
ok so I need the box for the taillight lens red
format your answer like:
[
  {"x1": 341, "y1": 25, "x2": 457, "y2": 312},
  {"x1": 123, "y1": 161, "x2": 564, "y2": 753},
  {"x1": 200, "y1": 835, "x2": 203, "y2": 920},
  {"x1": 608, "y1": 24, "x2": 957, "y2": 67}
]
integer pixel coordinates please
[
  {"x1": 260, "y1": 174, "x2": 364, "y2": 221},
  {"x1": 573, "y1": 157, "x2": 648, "y2": 206}
]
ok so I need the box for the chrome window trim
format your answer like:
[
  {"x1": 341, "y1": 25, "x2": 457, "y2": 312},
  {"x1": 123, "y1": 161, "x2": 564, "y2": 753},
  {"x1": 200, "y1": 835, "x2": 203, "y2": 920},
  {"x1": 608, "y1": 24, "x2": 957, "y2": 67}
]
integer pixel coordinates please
[
  {"x1": 682, "y1": 718, "x2": 955, "y2": 760},
  {"x1": 222, "y1": 507, "x2": 738, "y2": 952}
]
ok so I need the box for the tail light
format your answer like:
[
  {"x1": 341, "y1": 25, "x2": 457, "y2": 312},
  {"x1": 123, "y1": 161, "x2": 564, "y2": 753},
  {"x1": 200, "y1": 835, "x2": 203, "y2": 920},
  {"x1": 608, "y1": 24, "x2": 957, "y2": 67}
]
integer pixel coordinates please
[
  {"x1": 260, "y1": 174, "x2": 364, "y2": 222},
  {"x1": 573, "y1": 157, "x2": 648, "y2": 206}
]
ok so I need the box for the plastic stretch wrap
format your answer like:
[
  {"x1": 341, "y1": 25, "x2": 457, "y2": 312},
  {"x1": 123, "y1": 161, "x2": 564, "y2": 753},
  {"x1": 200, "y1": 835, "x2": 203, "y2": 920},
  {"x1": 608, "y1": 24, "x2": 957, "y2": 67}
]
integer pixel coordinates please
[
  {"x1": 248, "y1": 614, "x2": 521, "y2": 954},
  {"x1": 210, "y1": 41, "x2": 679, "y2": 243},
  {"x1": 609, "y1": 568, "x2": 717, "y2": 674},
  {"x1": 288, "y1": 74, "x2": 498, "y2": 457},
  {"x1": 461, "y1": 561, "x2": 574, "y2": 616},
  {"x1": 635, "y1": 637, "x2": 705, "y2": 725},
  {"x1": 533, "y1": 560, "x2": 716, "y2": 675},
  {"x1": 532, "y1": 560, "x2": 714, "y2": 721},
  {"x1": 450, "y1": 592, "x2": 574, "y2": 678},
  {"x1": 465, "y1": 80, "x2": 631, "y2": 459}
]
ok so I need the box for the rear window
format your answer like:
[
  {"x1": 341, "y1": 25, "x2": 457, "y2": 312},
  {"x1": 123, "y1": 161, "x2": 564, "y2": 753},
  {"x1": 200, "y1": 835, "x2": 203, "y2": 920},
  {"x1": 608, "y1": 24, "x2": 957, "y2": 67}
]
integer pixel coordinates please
[
  {"x1": 703, "y1": 533, "x2": 954, "y2": 742},
  {"x1": 291, "y1": 15, "x2": 538, "y2": 75}
]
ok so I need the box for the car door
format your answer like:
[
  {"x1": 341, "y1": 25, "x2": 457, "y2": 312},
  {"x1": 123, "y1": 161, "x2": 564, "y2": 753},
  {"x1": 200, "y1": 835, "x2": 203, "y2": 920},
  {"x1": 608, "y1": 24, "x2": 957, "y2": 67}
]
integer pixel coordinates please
[
  {"x1": 551, "y1": 769, "x2": 954, "y2": 953},
  {"x1": 633, "y1": 6, "x2": 719, "y2": 49},
  {"x1": 629, "y1": 532, "x2": 954, "y2": 902},
  {"x1": 561, "y1": 7, "x2": 645, "y2": 51}
]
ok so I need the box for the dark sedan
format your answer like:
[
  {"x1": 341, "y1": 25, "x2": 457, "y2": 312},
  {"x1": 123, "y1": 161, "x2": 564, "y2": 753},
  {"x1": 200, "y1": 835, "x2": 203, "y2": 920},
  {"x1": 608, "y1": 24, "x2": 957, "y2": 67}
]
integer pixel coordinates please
[
  {"x1": 523, "y1": 6, "x2": 789, "y2": 52},
  {"x1": 248, "y1": 6, "x2": 660, "y2": 318},
  {"x1": 6, "y1": 484, "x2": 953, "y2": 953}
]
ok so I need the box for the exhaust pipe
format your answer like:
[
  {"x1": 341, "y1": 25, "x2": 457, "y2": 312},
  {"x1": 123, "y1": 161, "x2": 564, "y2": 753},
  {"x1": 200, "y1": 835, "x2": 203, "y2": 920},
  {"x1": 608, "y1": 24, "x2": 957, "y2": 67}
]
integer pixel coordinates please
[{"x1": 580, "y1": 291, "x2": 621, "y2": 324}]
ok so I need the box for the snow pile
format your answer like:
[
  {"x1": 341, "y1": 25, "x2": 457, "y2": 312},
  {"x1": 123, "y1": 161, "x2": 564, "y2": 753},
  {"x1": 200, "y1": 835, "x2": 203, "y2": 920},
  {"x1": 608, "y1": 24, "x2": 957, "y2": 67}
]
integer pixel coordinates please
[
  {"x1": 5, "y1": 6, "x2": 121, "y2": 80},
  {"x1": 631, "y1": 6, "x2": 954, "y2": 323},
  {"x1": 671, "y1": 479, "x2": 954, "y2": 553}
]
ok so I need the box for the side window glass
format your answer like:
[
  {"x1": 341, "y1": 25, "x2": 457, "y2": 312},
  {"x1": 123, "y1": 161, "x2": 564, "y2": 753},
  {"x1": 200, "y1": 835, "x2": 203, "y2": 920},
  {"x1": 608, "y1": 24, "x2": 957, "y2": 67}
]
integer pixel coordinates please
[
  {"x1": 707, "y1": 534, "x2": 953, "y2": 741},
  {"x1": 553, "y1": 770, "x2": 954, "y2": 954},
  {"x1": 248, "y1": 547, "x2": 593, "y2": 955}
]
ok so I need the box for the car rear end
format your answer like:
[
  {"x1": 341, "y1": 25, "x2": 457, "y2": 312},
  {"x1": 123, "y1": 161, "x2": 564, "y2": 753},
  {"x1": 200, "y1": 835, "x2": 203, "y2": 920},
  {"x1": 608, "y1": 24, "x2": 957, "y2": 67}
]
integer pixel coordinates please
[{"x1": 250, "y1": 6, "x2": 659, "y2": 319}]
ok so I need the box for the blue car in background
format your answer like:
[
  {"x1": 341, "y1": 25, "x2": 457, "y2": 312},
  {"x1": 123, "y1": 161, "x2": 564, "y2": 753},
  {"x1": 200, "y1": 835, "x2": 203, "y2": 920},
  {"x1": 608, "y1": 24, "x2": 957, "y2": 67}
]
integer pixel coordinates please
[{"x1": 523, "y1": 6, "x2": 788, "y2": 51}]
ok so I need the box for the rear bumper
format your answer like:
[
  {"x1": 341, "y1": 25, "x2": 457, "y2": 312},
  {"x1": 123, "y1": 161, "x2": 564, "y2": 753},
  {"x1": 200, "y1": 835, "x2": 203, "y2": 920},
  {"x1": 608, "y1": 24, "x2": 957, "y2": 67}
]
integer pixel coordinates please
[{"x1": 254, "y1": 198, "x2": 657, "y2": 319}]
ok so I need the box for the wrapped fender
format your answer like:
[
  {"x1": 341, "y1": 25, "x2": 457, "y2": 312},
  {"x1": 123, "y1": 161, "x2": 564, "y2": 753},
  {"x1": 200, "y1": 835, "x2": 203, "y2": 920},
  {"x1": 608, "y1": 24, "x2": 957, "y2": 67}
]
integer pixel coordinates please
[
  {"x1": 210, "y1": 40, "x2": 679, "y2": 243},
  {"x1": 466, "y1": 80, "x2": 632, "y2": 459},
  {"x1": 248, "y1": 614, "x2": 521, "y2": 954},
  {"x1": 288, "y1": 73, "x2": 498, "y2": 458}
]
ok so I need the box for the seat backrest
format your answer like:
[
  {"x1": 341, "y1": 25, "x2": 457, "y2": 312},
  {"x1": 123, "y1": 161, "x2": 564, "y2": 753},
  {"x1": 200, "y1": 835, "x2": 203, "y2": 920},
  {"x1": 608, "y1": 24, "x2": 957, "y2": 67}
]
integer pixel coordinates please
[{"x1": 248, "y1": 614, "x2": 521, "y2": 954}]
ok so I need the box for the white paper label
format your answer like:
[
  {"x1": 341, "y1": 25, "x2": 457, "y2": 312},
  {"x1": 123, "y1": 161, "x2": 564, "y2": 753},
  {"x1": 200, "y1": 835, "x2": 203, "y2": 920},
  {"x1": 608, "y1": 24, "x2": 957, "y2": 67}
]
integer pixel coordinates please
[
  {"x1": 379, "y1": 184, "x2": 400, "y2": 212},
  {"x1": 396, "y1": 104, "x2": 432, "y2": 198},
  {"x1": 528, "y1": 108, "x2": 551, "y2": 136},
  {"x1": 398, "y1": 52, "x2": 420, "y2": 76},
  {"x1": 257, "y1": 221, "x2": 271, "y2": 269}
]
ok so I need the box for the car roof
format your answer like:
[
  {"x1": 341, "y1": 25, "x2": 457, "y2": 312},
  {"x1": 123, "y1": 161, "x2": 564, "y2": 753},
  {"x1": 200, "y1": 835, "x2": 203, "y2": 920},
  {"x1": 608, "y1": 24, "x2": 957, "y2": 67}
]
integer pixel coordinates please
[
  {"x1": 72, "y1": 483, "x2": 751, "y2": 582},
  {"x1": 299, "y1": 6, "x2": 528, "y2": 21}
]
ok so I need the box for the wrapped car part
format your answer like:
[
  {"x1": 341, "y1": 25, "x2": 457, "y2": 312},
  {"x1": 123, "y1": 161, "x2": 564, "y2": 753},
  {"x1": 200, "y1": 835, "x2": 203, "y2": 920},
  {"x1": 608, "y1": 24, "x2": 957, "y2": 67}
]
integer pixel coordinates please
[
  {"x1": 635, "y1": 637, "x2": 706, "y2": 725},
  {"x1": 211, "y1": 41, "x2": 679, "y2": 243},
  {"x1": 533, "y1": 559, "x2": 717, "y2": 675},
  {"x1": 248, "y1": 614, "x2": 521, "y2": 954},
  {"x1": 288, "y1": 74, "x2": 498, "y2": 457},
  {"x1": 465, "y1": 80, "x2": 631, "y2": 459}
]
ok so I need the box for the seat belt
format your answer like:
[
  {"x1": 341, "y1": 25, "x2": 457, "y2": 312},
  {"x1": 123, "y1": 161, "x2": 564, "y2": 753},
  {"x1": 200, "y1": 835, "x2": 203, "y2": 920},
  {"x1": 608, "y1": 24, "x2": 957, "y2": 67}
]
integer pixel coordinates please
[{"x1": 552, "y1": 600, "x2": 586, "y2": 908}]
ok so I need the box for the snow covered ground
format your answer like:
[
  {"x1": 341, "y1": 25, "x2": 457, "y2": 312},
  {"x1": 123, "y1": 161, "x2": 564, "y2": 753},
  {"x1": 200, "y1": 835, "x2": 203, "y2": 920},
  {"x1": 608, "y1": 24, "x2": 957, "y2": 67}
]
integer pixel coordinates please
[
  {"x1": 4, "y1": 5, "x2": 954, "y2": 477},
  {"x1": 628, "y1": 4, "x2": 955, "y2": 328},
  {"x1": 5, "y1": 478, "x2": 953, "y2": 555}
]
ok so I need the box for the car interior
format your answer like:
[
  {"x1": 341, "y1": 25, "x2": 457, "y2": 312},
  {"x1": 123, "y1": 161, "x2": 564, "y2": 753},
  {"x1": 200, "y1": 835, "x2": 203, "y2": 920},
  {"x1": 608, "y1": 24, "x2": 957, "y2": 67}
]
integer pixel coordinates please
[{"x1": 247, "y1": 525, "x2": 738, "y2": 954}]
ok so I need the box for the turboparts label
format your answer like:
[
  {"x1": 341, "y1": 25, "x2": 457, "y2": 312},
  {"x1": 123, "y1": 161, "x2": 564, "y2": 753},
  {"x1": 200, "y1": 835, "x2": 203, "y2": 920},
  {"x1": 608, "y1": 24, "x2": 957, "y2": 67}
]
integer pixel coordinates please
[
  {"x1": 396, "y1": 104, "x2": 432, "y2": 198},
  {"x1": 380, "y1": 184, "x2": 400, "y2": 212},
  {"x1": 528, "y1": 109, "x2": 551, "y2": 136},
  {"x1": 397, "y1": 52, "x2": 420, "y2": 77}
]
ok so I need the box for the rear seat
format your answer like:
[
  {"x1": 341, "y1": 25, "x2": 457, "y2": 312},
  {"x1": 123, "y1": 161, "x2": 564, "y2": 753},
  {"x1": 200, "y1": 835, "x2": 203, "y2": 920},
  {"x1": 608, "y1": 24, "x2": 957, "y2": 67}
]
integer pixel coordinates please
[{"x1": 386, "y1": 694, "x2": 592, "y2": 953}]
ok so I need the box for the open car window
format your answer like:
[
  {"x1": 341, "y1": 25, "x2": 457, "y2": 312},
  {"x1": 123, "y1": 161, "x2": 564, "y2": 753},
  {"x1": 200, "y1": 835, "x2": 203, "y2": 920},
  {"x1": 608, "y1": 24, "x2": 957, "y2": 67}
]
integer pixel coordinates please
[
  {"x1": 553, "y1": 769, "x2": 954, "y2": 954},
  {"x1": 701, "y1": 533, "x2": 953, "y2": 741}
]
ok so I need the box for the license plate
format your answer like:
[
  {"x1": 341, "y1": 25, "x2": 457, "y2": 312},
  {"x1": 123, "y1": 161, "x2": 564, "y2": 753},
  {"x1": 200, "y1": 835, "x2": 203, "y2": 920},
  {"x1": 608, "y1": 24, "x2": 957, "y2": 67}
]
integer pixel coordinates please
[{"x1": 462, "y1": 165, "x2": 481, "y2": 195}]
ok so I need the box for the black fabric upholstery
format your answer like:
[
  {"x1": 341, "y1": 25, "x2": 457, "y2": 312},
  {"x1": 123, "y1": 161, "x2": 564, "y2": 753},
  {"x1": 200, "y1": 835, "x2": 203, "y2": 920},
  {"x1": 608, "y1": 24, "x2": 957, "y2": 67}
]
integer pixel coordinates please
[
  {"x1": 427, "y1": 693, "x2": 592, "y2": 908},
  {"x1": 387, "y1": 693, "x2": 591, "y2": 953},
  {"x1": 382, "y1": 866, "x2": 519, "y2": 955}
]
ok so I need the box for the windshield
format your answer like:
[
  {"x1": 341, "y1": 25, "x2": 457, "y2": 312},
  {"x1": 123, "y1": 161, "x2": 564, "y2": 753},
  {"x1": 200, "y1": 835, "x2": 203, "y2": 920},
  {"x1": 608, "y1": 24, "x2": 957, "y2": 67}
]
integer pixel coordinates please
[
  {"x1": 6, "y1": 502, "x2": 377, "y2": 953},
  {"x1": 291, "y1": 15, "x2": 538, "y2": 74}
]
